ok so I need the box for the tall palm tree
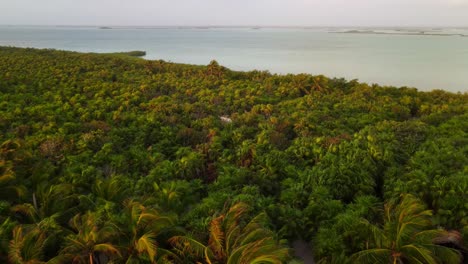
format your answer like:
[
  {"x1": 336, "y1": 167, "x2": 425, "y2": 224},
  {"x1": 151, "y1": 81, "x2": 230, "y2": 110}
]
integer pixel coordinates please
[
  {"x1": 170, "y1": 202, "x2": 290, "y2": 264},
  {"x1": 58, "y1": 212, "x2": 120, "y2": 264},
  {"x1": 117, "y1": 200, "x2": 176, "y2": 263},
  {"x1": 351, "y1": 194, "x2": 461, "y2": 264}
]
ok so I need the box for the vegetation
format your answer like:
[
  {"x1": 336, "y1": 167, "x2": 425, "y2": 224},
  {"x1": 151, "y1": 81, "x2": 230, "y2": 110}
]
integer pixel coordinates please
[
  {"x1": 113, "y1": 51, "x2": 147, "y2": 57},
  {"x1": 0, "y1": 46, "x2": 467, "y2": 263}
]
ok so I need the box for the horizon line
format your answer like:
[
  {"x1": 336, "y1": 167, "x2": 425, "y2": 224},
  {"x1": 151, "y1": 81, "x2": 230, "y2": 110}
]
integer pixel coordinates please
[{"x1": 1, "y1": 24, "x2": 468, "y2": 29}]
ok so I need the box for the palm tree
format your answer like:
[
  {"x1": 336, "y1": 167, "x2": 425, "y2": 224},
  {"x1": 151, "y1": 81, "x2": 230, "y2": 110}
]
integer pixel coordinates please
[
  {"x1": 351, "y1": 194, "x2": 461, "y2": 264},
  {"x1": 59, "y1": 212, "x2": 120, "y2": 264},
  {"x1": 12, "y1": 183, "x2": 76, "y2": 225},
  {"x1": 170, "y1": 202, "x2": 290, "y2": 264},
  {"x1": 8, "y1": 225, "x2": 47, "y2": 264},
  {"x1": 176, "y1": 148, "x2": 205, "y2": 180},
  {"x1": 0, "y1": 218, "x2": 15, "y2": 261},
  {"x1": 0, "y1": 140, "x2": 28, "y2": 200},
  {"x1": 152, "y1": 182, "x2": 182, "y2": 212},
  {"x1": 92, "y1": 176, "x2": 129, "y2": 204},
  {"x1": 9, "y1": 183, "x2": 76, "y2": 263},
  {"x1": 117, "y1": 200, "x2": 176, "y2": 263},
  {"x1": 0, "y1": 159, "x2": 25, "y2": 200}
]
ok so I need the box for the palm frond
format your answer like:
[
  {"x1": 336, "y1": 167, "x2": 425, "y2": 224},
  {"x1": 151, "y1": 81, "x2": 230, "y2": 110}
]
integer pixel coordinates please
[
  {"x1": 135, "y1": 232, "x2": 158, "y2": 261},
  {"x1": 224, "y1": 202, "x2": 248, "y2": 233},
  {"x1": 427, "y1": 230, "x2": 462, "y2": 245},
  {"x1": 225, "y1": 225, "x2": 240, "y2": 254},
  {"x1": 400, "y1": 244, "x2": 438, "y2": 264},
  {"x1": 155, "y1": 247, "x2": 182, "y2": 264},
  {"x1": 249, "y1": 253, "x2": 289, "y2": 264},
  {"x1": 0, "y1": 160, "x2": 25, "y2": 198},
  {"x1": 8, "y1": 227, "x2": 24, "y2": 264},
  {"x1": 238, "y1": 228, "x2": 272, "y2": 246},
  {"x1": 46, "y1": 253, "x2": 73, "y2": 264},
  {"x1": 94, "y1": 243, "x2": 121, "y2": 257},
  {"x1": 9, "y1": 226, "x2": 46, "y2": 264},
  {"x1": 12, "y1": 203, "x2": 37, "y2": 220},
  {"x1": 169, "y1": 235, "x2": 209, "y2": 259},
  {"x1": 226, "y1": 237, "x2": 282, "y2": 264},
  {"x1": 208, "y1": 215, "x2": 225, "y2": 259},
  {"x1": 0, "y1": 160, "x2": 14, "y2": 181},
  {"x1": 358, "y1": 218, "x2": 386, "y2": 248},
  {"x1": 242, "y1": 241, "x2": 289, "y2": 264},
  {"x1": 350, "y1": 248, "x2": 392, "y2": 264},
  {"x1": 62, "y1": 236, "x2": 88, "y2": 253},
  {"x1": 242, "y1": 212, "x2": 267, "y2": 234},
  {"x1": 425, "y1": 244, "x2": 462, "y2": 264}
]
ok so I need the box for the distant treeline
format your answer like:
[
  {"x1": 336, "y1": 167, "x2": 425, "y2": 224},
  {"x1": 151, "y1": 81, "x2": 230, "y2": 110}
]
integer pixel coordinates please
[{"x1": 110, "y1": 50, "x2": 146, "y2": 57}]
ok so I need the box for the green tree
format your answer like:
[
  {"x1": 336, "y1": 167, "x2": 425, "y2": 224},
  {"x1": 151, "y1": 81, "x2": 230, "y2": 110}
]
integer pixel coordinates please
[
  {"x1": 351, "y1": 194, "x2": 461, "y2": 264},
  {"x1": 59, "y1": 212, "x2": 120, "y2": 264},
  {"x1": 117, "y1": 200, "x2": 176, "y2": 263},
  {"x1": 0, "y1": 147, "x2": 25, "y2": 200},
  {"x1": 170, "y1": 202, "x2": 290, "y2": 264},
  {"x1": 13, "y1": 183, "x2": 76, "y2": 226},
  {"x1": 8, "y1": 226, "x2": 47, "y2": 264}
]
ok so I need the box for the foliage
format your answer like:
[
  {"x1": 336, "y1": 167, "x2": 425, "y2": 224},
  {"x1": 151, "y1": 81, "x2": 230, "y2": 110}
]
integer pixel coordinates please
[
  {"x1": 0, "y1": 47, "x2": 466, "y2": 263},
  {"x1": 351, "y1": 194, "x2": 461, "y2": 264},
  {"x1": 170, "y1": 202, "x2": 290, "y2": 264}
]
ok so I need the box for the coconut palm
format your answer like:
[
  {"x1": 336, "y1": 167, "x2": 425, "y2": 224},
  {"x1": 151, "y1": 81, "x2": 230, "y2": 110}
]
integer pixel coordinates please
[
  {"x1": 0, "y1": 159, "x2": 25, "y2": 200},
  {"x1": 0, "y1": 218, "x2": 16, "y2": 260},
  {"x1": 8, "y1": 225, "x2": 47, "y2": 264},
  {"x1": 92, "y1": 176, "x2": 129, "y2": 204},
  {"x1": 151, "y1": 182, "x2": 183, "y2": 212},
  {"x1": 351, "y1": 194, "x2": 461, "y2": 264},
  {"x1": 170, "y1": 202, "x2": 290, "y2": 264},
  {"x1": 8, "y1": 183, "x2": 76, "y2": 263},
  {"x1": 12, "y1": 183, "x2": 76, "y2": 225},
  {"x1": 117, "y1": 200, "x2": 177, "y2": 263},
  {"x1": 0, "y1": 140, "x2": 28, "y2": 200},
  {"x1": 58, "y1": 212, "x2": 120, "y2": 264}
]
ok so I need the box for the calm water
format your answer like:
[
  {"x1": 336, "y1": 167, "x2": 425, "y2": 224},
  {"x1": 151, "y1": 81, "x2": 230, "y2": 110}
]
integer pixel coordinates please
[{"x1": 1, "y1": 26, "x2": 468, "y2": 92}]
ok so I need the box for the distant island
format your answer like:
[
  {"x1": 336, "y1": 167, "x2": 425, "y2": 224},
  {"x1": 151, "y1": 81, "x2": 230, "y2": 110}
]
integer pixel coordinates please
[{"x1": 335, "y1": 29, "x2": 468, "y2": 37}]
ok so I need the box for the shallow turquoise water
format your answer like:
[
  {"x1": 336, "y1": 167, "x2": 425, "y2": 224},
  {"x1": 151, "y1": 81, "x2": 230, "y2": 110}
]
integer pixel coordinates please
[{"x1": 1, "y1": 26, "x2": 468, "y2": 92}]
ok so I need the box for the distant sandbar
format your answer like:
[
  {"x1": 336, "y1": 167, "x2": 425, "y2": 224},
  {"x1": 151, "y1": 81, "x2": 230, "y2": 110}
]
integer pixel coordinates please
[{"x1": 334, "y1": 29, "x2": 468, "y2": 37}]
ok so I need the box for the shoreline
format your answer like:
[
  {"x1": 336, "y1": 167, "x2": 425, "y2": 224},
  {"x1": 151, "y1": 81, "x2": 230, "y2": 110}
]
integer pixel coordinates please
[{"x1": 0, "y1": 45, "x2": 466, "y2": 93}]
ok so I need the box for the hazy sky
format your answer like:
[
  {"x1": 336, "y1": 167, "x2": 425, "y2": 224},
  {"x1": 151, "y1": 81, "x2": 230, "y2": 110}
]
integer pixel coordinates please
[{"x1": 1, "y1": 0, "x2": 468, "y2": 27}]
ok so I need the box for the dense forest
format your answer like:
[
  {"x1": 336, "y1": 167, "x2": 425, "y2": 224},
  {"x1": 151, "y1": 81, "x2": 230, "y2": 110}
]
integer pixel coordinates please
[{"x1": 0, "y1": 46, "x2": 467, "y2": 264}]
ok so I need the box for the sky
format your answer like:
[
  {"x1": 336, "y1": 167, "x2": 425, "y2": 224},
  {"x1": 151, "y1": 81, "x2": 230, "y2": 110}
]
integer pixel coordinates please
[{"x1": 1, "y1": 0, "x2": 468, "y2": 27}]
